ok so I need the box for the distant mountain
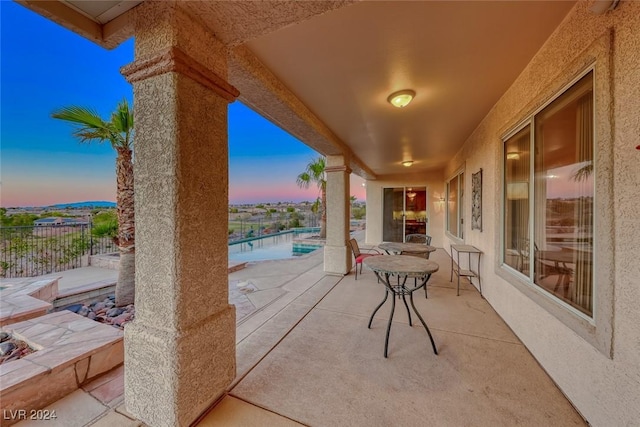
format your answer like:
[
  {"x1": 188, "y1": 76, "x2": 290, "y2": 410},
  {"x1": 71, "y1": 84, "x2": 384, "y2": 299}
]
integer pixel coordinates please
[{"x1": 50, "y1": 201, "x2": 117, "y2": 209}]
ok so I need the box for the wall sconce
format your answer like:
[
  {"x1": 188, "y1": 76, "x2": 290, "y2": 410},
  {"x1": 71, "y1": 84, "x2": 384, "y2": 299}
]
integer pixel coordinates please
[
  {"x1": 506, "y1": 152, "x2": 520, "y2": 160},
  {"x1": 402, "y1": 160, "x2": 413, "y2": 167}
]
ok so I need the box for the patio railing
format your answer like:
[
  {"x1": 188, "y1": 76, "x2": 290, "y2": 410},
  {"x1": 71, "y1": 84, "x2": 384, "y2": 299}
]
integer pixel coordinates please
[{"x1": 0, "y1": 224, "x2": 117, "y2": 278}]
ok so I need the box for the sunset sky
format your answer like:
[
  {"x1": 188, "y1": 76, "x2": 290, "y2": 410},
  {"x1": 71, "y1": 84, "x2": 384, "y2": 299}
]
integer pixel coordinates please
[{"x1": 0, "y1": 2, "x2": 366, "y2": 207}]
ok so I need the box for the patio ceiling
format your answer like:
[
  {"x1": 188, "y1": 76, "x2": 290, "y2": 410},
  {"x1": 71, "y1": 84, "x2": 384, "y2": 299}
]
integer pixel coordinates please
[{"x1": 19, "y1": 0, "x2": 576, "y2": 179}]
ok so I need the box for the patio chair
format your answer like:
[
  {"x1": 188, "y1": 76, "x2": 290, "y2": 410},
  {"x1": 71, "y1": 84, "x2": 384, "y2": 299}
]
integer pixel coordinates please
[
  {"x1": 348, "y1": 238, "x2": 381, "y2": 279},
  {"x1": 405, "y1": 234, "x2": 432, "y2": 245},
  {"x1": 519, "y1": 238, "x2": 572, "y2": 294},
  {"x1": 405, "y1": 234, "x2": 433, "y2": 260},
  {"x1": 535, "y1": 249, "x2": 573, "y2": 295}
]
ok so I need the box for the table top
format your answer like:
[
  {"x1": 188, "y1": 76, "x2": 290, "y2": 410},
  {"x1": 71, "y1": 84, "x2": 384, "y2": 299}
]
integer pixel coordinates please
[
  {"x1": 537, "y1": 250, "x2": 577, "y2": 264},
  {"x1": 363, "y1": 255, "x2": 439, "y2": 277},
  {"x1": 378, "y1": 242, "x2": 436, "y2": 254},
  {"x1": 451, "y1": 244, "x2": 482, "y2": 253}
]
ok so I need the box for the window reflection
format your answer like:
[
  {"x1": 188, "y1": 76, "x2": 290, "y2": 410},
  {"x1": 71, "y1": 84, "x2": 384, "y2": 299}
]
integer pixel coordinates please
[{"x1": 503, "y1": 71, "x2": 594, "y2": 316}]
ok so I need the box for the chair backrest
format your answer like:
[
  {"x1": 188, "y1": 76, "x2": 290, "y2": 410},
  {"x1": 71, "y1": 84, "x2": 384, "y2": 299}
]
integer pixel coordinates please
[
  {"x1": 517, "y1": 238, "x2": 530, "y2": 258},
  {"x1": 348, "y1": 238, "x2": 361, "y2": 258},
  {"x1": 406, "y1": 234, "x2": 432, "y2": 245}
]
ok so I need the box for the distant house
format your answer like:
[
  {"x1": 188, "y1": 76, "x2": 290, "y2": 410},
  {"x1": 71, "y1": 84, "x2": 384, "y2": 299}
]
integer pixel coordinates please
[
  {"x1": 34, "y1": 217, "x2": 63, "y2": 226},
  {"x1": 34, "y1": 217, "x2": 89, "y2": 226}
]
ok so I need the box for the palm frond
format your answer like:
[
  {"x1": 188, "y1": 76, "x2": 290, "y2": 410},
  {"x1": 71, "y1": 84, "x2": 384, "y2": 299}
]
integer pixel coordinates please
[
  {"x1": 296, "y1": 156, "x2": 326, "y2": 191},
  {"x1": 296, "y1": 172, "x2": 311, "y2": 189},
  {"x1": 311, "y1": 198, "x2": 321, "y2": 214},
  {"x1": 52, "y1": 101, "x2": 134, "y2": 149},
  {"x1": 52, "y1": 106, "x2": 106, "y2": 129},
  {"x1": 572, "y1": 162, "x2": 593, "y2": 182},
  {"x1": 307, "y1": 157, "x2": 325, "y2": 181},
  {"x1": 72, "y1": 128, "x2": 112, "y2": 144},
  {"x1": 52, "y1": 106, "x2": 112, "y2": 145},
  {"x1": 111, "y1": 99, "x2": 134, "y2": 149}
]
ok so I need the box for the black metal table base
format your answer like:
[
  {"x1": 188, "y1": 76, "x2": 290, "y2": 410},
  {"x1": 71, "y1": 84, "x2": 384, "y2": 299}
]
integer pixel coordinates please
[{"x1": 368, "y1": 271, "x2": 438, "y2": 358}]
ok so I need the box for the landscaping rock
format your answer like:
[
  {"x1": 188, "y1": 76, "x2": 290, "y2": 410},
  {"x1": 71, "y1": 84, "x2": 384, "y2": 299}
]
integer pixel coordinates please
[
  {"x1": 65, "y1": 303, "x2": 84, "y2": 313},
  {"x1": 0, "y1": 342, "x2": 16, "y2": 356},
  {"x1": 0, "y1": 337, "x2": 36, "y2": 365},
  {"x1": 58, "y1": 294, "x2": 135, "y2": 330},
  {"x1": 92, "y1": 302, "x2": 105, "y2": 311},
  {"x1": 106, "y1": 307, "x2": 124, "y2": 317}
]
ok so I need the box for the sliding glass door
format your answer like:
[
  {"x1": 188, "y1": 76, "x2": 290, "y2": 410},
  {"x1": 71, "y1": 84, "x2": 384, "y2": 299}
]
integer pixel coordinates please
[{"x1": 382, "y1": 187, "x2": 428, "y2": 242}]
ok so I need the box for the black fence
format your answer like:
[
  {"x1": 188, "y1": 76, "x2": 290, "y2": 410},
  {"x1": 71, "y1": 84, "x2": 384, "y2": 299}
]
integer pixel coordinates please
[
  {"x1": 0, "y1": 224, "x2": 118, "y2": 278},
  {"x1": 228, "y1": 213, "x2": 321, "y2": 243}
]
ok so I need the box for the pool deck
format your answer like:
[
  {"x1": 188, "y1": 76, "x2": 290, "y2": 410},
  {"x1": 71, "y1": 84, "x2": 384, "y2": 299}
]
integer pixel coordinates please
[{"x1": 5, "y1": 248, "x2": 329, "y2": 427}]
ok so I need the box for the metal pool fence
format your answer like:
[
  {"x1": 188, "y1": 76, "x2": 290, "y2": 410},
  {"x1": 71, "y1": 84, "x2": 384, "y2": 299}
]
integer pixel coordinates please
[{"x1": 0, "y1": 224, "x2": 118, "y2": 278}]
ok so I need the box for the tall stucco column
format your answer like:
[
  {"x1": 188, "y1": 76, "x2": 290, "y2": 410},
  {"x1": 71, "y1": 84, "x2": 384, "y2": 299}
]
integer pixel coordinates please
[
  {"x1": 120, "y1": 3, "x2": 238, "y2": 426},
  {"x1": 324, "y1": 155, "x2": 352, "y2": 275}
]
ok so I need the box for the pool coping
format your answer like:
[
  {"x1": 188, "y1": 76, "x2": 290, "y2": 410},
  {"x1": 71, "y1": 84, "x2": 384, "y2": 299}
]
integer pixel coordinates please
[{"x1": 0, "y1": 278, "x2": 60, "y2": 327}]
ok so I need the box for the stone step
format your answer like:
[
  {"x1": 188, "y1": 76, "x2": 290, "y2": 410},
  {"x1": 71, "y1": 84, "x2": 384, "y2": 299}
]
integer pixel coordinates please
[{"x1": 0, "y1": 311, "x2": 123, "y2": 426}]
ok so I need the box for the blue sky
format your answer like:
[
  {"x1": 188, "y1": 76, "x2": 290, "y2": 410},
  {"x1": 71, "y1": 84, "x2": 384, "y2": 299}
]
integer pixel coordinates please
[{"x1": 1, "y1": 1, "x2": 365, "y2": 207}]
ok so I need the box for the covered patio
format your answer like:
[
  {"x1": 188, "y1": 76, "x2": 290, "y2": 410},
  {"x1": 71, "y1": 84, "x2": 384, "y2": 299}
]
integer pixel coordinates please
[
  {"x1": 18, "y1": 245, "x2": 584, "y2": 426},
  {"x1": 11, "y1": 0, "x2": 640, "y2": 426}
]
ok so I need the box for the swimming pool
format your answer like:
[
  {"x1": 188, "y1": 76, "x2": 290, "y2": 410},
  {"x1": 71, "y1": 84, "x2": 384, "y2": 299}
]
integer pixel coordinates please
[{"x1": 228, "y1": 229, "x2": 322, "y2": 262}]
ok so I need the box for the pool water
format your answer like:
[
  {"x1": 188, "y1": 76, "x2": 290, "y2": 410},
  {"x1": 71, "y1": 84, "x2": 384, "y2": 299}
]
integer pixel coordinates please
[
  {"x1": 229, "y1": 242, "x2": 299, "y2": 262},
  {"x1": 228, "y1": 231, "x2": 320, "y2": 262}
]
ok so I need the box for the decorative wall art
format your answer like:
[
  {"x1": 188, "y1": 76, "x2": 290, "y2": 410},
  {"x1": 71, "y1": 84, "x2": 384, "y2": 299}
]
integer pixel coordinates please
[{"x1": 471, "y1": 169, "x2": 482, "y2": 231}]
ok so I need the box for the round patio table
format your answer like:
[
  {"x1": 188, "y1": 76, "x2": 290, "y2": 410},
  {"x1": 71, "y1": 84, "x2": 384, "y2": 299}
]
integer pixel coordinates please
[
  {"x1": 363, "y1": 255, "x2": 439, "y2": 358},
  {"x1": 378, "y1": 242, "x2": 436, "y2": 259}
]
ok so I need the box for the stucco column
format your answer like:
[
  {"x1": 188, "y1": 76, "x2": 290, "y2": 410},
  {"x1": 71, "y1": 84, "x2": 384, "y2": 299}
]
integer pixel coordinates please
[
  {"x1": 120, "y1": 3, "x2": 238, "y2": 426},
  {"x1": 324, "y1": 155, "x2": 352, "y2": 275}
]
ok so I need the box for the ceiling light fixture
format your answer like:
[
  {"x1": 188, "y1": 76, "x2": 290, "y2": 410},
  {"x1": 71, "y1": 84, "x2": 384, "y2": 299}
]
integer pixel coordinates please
[
  {"x1": 387, "y1": 90, "x2": 416, "y2": 108},
  {"x1": 506, "y1": 152, "x2": 520, "y2": 160},
  {"x1": 402, "y1": 160, "x2": 413, "y2": 167}
]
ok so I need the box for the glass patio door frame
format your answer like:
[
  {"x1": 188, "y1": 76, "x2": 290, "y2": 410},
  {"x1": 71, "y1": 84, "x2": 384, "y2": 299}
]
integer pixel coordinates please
[{"x1": 382, "y1": 186, "x2": 428, "y2": 242}]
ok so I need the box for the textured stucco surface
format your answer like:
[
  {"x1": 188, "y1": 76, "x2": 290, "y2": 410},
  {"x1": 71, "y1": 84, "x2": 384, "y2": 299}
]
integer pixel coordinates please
[
  {"x1": 441, "y1": 2, "x2": 640, "y2": 425},
  {"x1": 179, "y1": 0, "x2": 355, "y2": 47},
  {"x1": 134, "y1": 2, "x2": 227, "y2": 79},
  {"x1": 366, "y1": 171, "x2": 446, "y2": 248},
  {"x1": 125, "y1": 307, "x2": 235, "y2": 427},
  {"x1": 124, "y1": 3, "x2": 236, "y2": 426},
  {"x1": 324, "y1": 155, "x2": 351, "y2": 275}
]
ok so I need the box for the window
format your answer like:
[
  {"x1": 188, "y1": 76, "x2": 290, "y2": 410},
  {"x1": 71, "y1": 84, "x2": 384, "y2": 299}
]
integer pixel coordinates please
[
  {"x1": 503, "y1": 70, "x2": 594, "y2": 317},
  {"x1": 446, "y1": 170, "x2": 464, "y2": 240}
]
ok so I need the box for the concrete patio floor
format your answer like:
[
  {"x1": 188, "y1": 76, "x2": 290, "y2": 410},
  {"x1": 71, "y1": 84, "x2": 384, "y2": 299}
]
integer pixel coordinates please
[
  {"x1": 10, "y1": 246, "x2": 586, "y2": 426},
  {"x1": 202, "y1": 248, "x2": 586, "y2": 427}
]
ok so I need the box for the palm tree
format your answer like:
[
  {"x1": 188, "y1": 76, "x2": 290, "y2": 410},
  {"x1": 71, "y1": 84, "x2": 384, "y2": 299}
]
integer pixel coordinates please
[
  {"x1": 296, "y1": 156, "x2": 327, "y2": 238},
  {"x1": 52, "y1": 100, "x2": 135, "y2": 307}
]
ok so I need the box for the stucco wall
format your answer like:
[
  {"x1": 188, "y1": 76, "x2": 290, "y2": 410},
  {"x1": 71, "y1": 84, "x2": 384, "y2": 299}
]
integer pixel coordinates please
[
  {"x1": 442, "y1": 2, "x2": 640, "y2": 425},
  {"x1": 365, "y1": 170, "x2": 445, "y2": 248}
]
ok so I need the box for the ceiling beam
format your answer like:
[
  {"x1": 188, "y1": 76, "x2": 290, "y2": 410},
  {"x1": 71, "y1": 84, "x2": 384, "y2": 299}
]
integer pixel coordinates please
[{"x1": 16, "y1": 0, "x2": 103, "y2": 45}]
